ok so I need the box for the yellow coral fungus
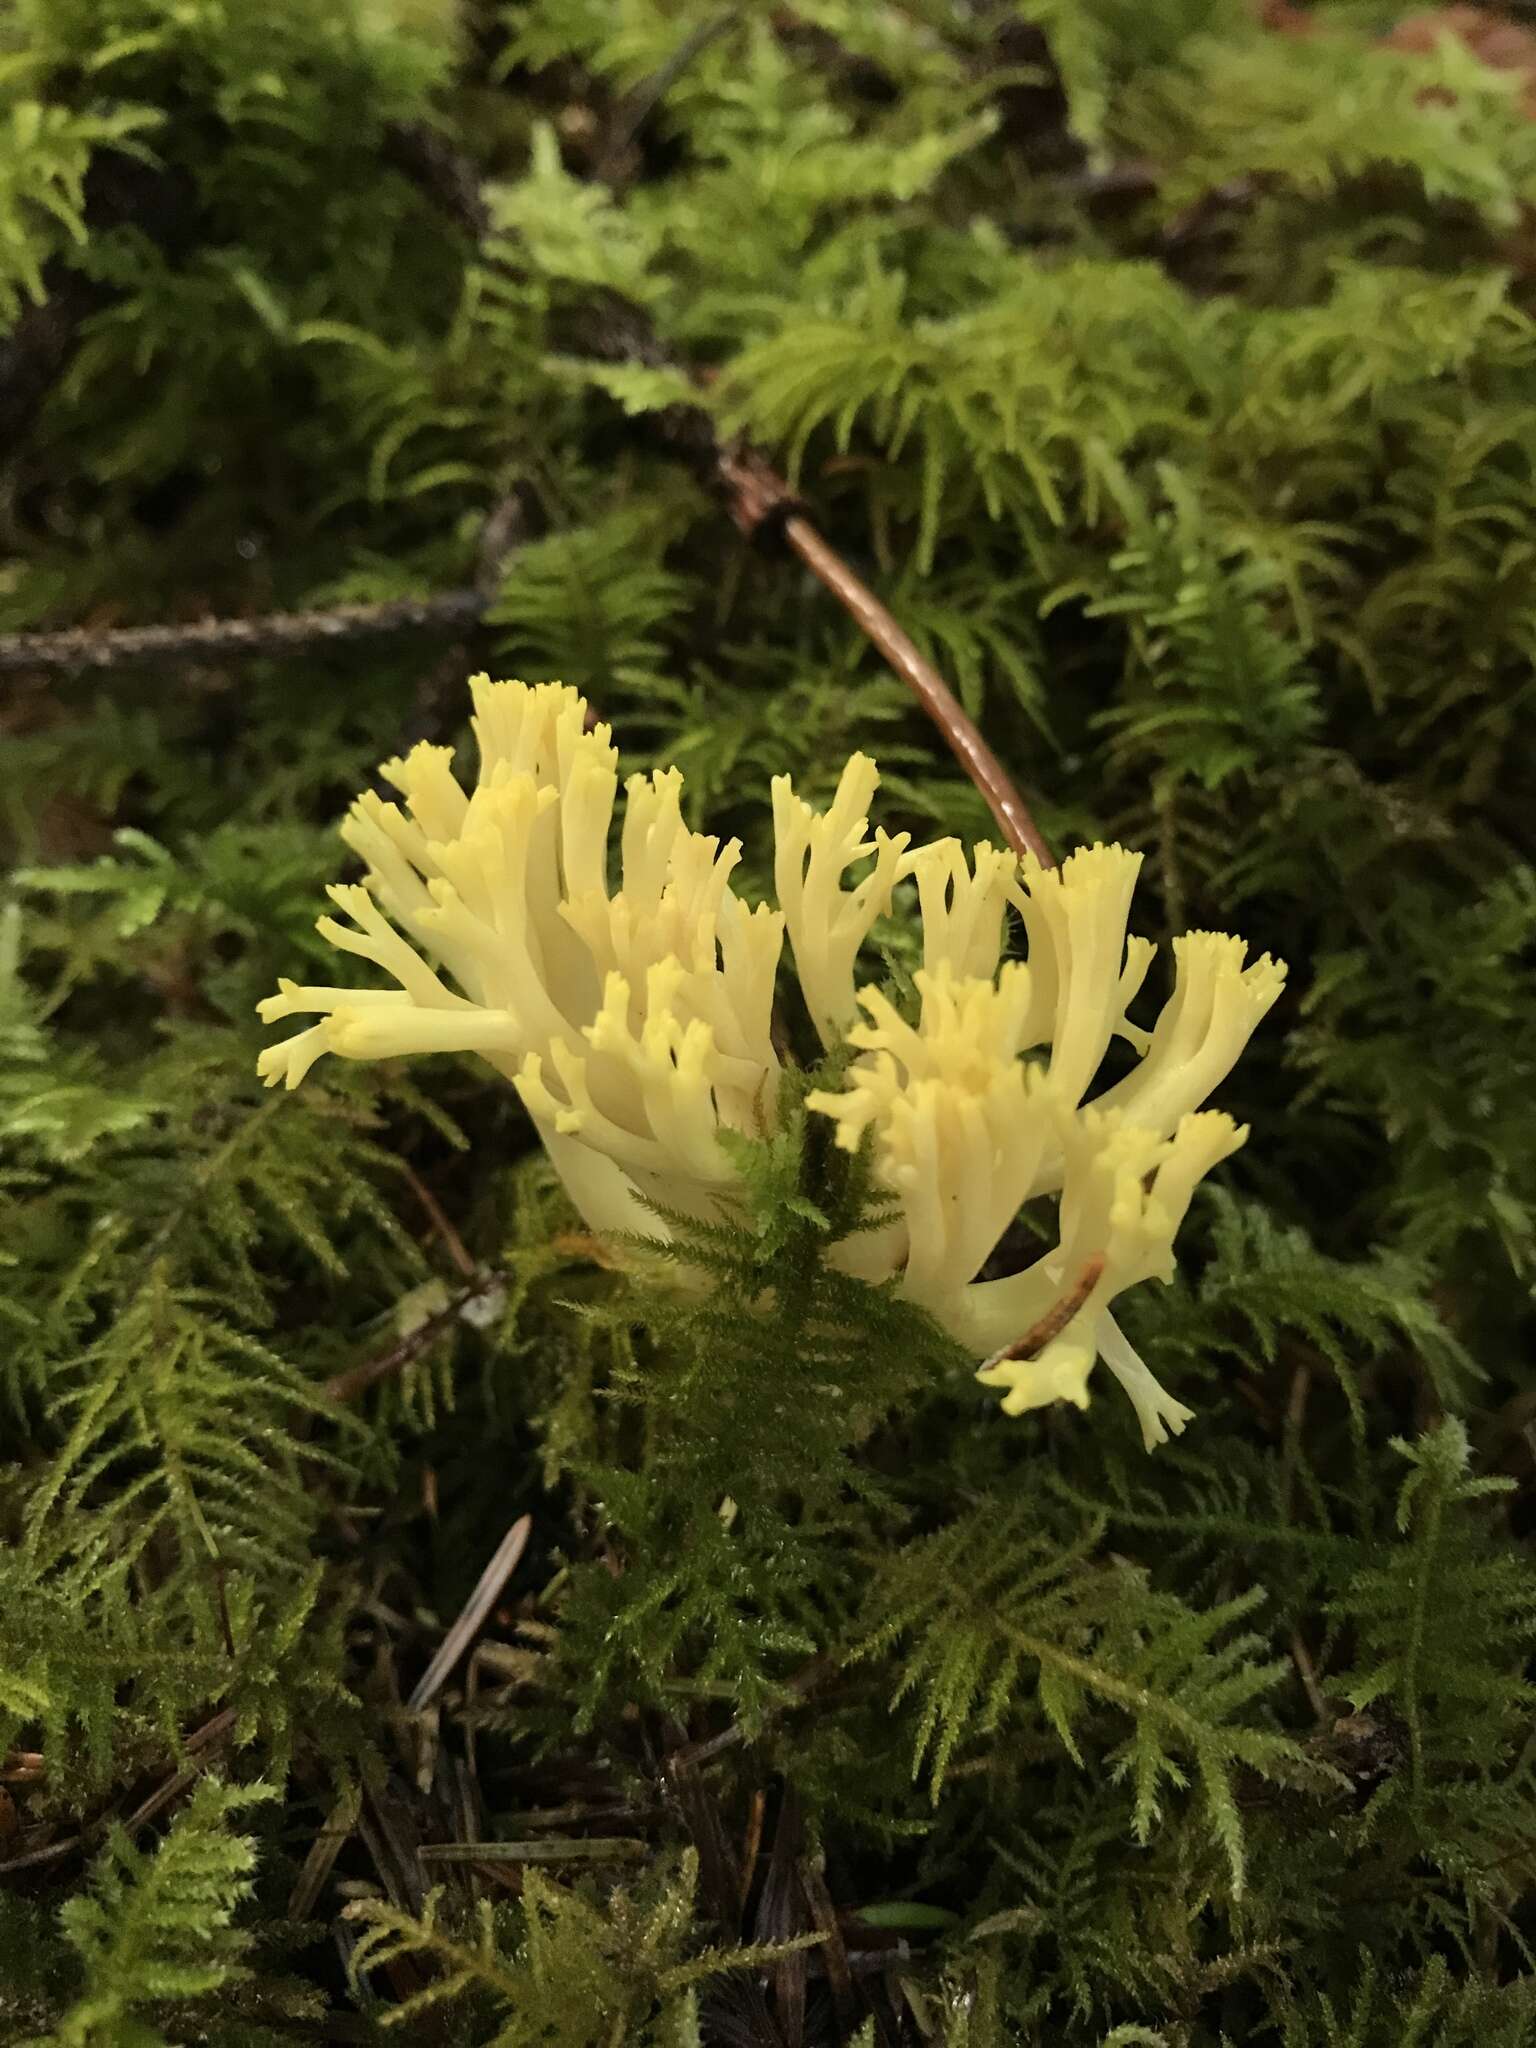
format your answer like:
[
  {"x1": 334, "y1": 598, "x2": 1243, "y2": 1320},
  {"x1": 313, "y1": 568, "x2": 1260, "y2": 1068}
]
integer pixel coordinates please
[{"x1": 260, "y1": 676, "x2": 1285, "y2": 1448}]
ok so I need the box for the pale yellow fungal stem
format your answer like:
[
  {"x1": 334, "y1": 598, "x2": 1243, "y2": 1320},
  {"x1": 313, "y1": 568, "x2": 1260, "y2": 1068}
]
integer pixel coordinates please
[
  {"x1": 971, "y1": 1109, "x2": 1246, "y2": 1424},
  {"x1": 1097, "y1": 1314, "x2": 1195, "y2": 1453},
  {"x1": 809, "y1": 964, "x2": 1054, "y2": 1306},
  {"x1": 1008, "y1": 844, "x2": 1147, "y2": 1108},
  {"x1": 772, "y1": 753, "x2": 910, "y2": 1046},
  {"x1": 1090, "y1": 932, "x2": 1287, "y2": 1136},
  {"x1": 903, "y1": 839, "x2": 1016, "y2": 982}
]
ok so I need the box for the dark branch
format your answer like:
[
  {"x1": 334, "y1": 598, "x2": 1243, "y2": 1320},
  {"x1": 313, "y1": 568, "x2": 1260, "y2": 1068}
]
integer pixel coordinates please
[
  {"x1": 0, "y1": 591, "x2": 489, "y2": 676},
  {"x1": 325, "y1": 1268, "x2": 504, "y2": 1405},
  {"x1": 382, "y1": 121, "x2": 492, "y2": 239},
  {"x1": 592, "y1": 6, "x2": 745, "y2": 182}
]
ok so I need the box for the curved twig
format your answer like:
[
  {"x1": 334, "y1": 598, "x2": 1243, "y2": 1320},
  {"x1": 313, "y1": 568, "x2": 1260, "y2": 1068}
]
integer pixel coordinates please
[
  {"x1": 716, "y1": 444, "x2": 1054, "y2": 865},
  {"x1": 783, "y1": 513, "x2": 1054, "y2": 865}
]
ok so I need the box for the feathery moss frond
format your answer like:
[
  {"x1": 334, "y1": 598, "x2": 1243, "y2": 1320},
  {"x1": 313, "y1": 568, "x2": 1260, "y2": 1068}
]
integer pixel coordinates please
[{"x1": 854, "y1": 1499, "x2": 1331, "y2": 1890}]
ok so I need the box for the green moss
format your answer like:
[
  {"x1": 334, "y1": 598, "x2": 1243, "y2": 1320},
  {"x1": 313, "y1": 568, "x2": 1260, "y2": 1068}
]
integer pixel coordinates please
[{"x1": 3, "y1": 1, "x2": 1536, "y2": 2040}]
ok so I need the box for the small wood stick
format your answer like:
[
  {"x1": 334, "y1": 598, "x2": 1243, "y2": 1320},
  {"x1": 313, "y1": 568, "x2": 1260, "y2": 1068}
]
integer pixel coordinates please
[
  {"x1": 286, "y1": 1785, "x2": 361, "y2": 1920},
  {"x1": 325, "y1": 1267, "x2": 503, "y2": 1403},
  {"x1": 739, "y1": 1787, "x2": 766, "y2": 1915},
  {"x1": 799, "y1": 1854, "x2": 855, "y2": 2022},
  {"x1": 1290, "y1": 1630, "x2": 1330, "y2": 1725},
  {"x1": 983, "y1": 1255, "x2": 1105, "y2": 1368},
  {"x1": 0, "y1": 591, "x2": 489, "y2": 675},
  {"x1": 782, "y1": 511, "x2": 1056, "y2": 868},
  {"x1": 399, "y1": 1162, "x2": 477, "y2": 1279},
  {"x1": 408, "y1": 1515, "x2": 533, "y2": 1712},
  {"x1": 713, "y1": 442, "x2": 1054, "y2": 867}
]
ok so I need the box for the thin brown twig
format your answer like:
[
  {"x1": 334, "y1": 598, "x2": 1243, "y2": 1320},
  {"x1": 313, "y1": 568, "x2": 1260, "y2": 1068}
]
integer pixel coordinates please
[
  {"x1": 800, "y1": 1853, "x2": 856, "y2": 2026},
  {"x1": 716, "y1": 443, "x2": 1054, "y2": 865},
  {"x1": 665, "y1": 1657, "x2": 831, "y2": 1773},
  {"x1": 407, "y1": 1514, "x2": 534, "y2": 1713},
  {"x1": 286, "y1": 1785, "x2": 362, "y2": 1921},
  {"x1": 119, "y1": 1760, "x2": 207, "y2": 1838},
  {"x1": 784, "y1": 511, "x2": 1055, "y2": 865},
  {"x1": 398, "y1": 1162, "x2": 478, "y2": 1280},
  {"x1": 593, "y1": 5, "x2": 745, "y2": 181},
  {"x1": 0, "y1": 1707, "x2": 237, "y2": 1875},
  {"x1": 739, "y1": 1787, "x2": 767, "y2": 1914},
  {"x1": 981, "y1": 1255, "x2": 1106, "y2": 1369},
  {"x1": 325, "y1": 1267, "x2": 503, "y2": 1404},
  {"x1": 759, "y1": 1789, "x2": 810, "y2": 2040},
  {"x1": 0, "y1": 1831, "x2": 82, "y2": 1875},
  {"x1": 1290, "y1": 1630, "x2": 1331, "y2": 1725}
]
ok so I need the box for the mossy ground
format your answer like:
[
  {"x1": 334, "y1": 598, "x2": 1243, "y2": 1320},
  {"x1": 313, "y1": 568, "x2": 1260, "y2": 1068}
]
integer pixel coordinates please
[{"x1": 3, "y1": 3, "x2": 1536, "y2": 2043}]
